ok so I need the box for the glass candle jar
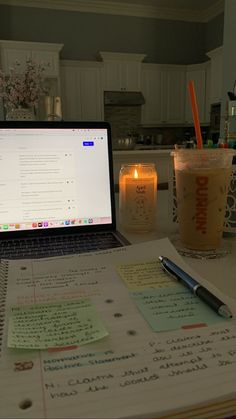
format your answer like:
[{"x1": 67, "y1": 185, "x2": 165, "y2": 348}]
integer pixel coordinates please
[{"x1": 119, "y1": 163, "x2": 158, "y2": 232}]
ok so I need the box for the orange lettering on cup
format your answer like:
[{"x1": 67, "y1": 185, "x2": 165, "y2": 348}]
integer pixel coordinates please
[{"x1": 196, "y1": 176, "x2": 208, "y2": 234}]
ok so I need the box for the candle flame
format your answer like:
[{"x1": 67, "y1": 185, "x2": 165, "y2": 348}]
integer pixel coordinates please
[{"x1": 134, "y1": 168, "x2": 139, "y2": 178}]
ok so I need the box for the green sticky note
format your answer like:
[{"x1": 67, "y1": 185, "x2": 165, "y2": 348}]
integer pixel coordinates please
[
  {"x1": 8, "y1": 299, "x2": 108, "y2": 350},
  {"x1": 131, "y1": 286, "x2": 226, "y2": 332},
  {"x1": 117, "y1": 260, "x2": 175, "y2": 291}
]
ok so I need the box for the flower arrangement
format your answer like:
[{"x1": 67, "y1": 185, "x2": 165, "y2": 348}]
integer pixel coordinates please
[{"x1": 0, "y1": 59, "x2": 47, "y2": 111}]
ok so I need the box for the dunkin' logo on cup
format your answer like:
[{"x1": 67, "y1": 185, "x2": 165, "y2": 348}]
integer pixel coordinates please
[{"x1": 196, "y1": 176, "x2": 208, "y2": 234}]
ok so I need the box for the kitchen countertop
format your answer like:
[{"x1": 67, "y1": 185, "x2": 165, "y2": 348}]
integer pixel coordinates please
[{"x1": 113, "y1": 148, "x2": 173, "y2": 155}]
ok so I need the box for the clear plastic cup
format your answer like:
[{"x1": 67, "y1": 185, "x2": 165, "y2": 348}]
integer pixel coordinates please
[{"x1": 171, "y1": 149, "x2": 235, "y2": 252}]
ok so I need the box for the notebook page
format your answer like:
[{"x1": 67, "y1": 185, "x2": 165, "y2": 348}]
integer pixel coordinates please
[
  {"x1": 2, "y1": 321, "x2": 236, "y2": 418},
  {"x1": 1, "y1": 238, "x2": 236, "y2": 418}
]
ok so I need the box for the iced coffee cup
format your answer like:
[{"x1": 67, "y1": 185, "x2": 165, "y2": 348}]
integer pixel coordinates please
[{"x1": 172, "y1": 149, "x2": 235, "y2": 252}]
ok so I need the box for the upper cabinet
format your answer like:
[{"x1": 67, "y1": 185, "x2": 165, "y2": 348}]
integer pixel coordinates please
[
  {"x1": 141, "y1": 64, "x2": 186, "y2": 125},
  {"x1": 141, "y1": 62, "x2": 211, "y2": 126},
  {"x1": 161, "y1": 65, "x2": 186, "y2": 124},
  {"x1": 141, "y1": 64, "x2": 162, "y2": 124},
  {"x1": 0, "y1": 39, "x2": 218, "y2": 127},
  {"x1": 206, "y1": 46, "x2": 223, "y2": 104},
  {"x1": 60, "y1": 61, "x2": 103, "y2": 121},
  {"x1": 185, "y1": 62, "x2": 210, "y2": 124},
  {"x1": 100, "y1": 52, "x2": 146, "y2": 92},
  {"x1": 0, "y1": 40, "x2": 63, "y2": 78}
]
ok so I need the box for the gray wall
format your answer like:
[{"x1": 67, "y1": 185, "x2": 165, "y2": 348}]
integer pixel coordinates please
[
  {"x1": 205, "y1": 12, "x2": 224, "y2": 53},
  {"x1": 0, "y1": 5, "x2": 223, "y2": 64}
]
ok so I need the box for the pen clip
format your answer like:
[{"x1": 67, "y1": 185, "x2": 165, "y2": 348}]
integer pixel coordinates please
[{"x1": 160, "y1": 262, "x2": 178, "y2": 282}]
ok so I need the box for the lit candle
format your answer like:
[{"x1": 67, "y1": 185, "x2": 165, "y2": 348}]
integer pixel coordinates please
[{"x1": 119, "y1": 163, "x2": 157, "y2": 232}]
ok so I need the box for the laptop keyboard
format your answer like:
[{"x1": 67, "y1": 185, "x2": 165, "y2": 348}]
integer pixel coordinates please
[{"x1": 0, "y1": 232, "x2": 124, "y2": 259}]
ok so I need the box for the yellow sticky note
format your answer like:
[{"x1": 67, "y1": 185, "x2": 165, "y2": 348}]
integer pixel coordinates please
[
  {"x1": 8, "y1": 299, "x2": 108, "y2": 350},
  {"x1": 117, "y1": 260, "x2": 175, "y2": 291}
]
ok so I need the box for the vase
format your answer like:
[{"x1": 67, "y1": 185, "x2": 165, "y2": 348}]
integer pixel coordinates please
[{"x1": 6, "y1": 107, "x2": 35, "y2": 121}]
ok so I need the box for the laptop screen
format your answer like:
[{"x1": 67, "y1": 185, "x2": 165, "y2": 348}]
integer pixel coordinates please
[{"x1": 0, "y1": 121, "x2": 115, "y2": 236}]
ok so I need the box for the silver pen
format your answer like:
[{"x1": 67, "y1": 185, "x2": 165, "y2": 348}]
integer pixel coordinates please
[{"x1": 159, "y1": 256, "x2": 233, "y2": 319}]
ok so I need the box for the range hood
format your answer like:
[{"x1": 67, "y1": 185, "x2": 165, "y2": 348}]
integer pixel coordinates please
[{"x1": 104, "y1": 91, "x2": 145, "y2": 106}]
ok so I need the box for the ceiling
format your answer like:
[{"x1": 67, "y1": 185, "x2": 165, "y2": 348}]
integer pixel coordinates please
[{"x1": 0, "y1": 0, "x2": 225, "y2": 22}]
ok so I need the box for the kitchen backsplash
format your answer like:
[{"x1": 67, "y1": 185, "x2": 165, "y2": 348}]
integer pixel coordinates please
[
  {"x1": 104, "y1": 105, "x2": 141, "y2": 139},
  {"x1": 104, "y1": 105, "x2": 210, "y2": 148}
]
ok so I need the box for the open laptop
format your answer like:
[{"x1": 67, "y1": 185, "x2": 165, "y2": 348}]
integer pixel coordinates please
[{"x1": 0, "y1": 120, "x2": 129, "y2": 259}]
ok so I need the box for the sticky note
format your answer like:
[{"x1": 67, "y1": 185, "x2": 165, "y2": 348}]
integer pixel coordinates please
[
  {"x1": 131, "y1": 285, "x2": 226, "y2": 332},
  {"x1": 117, "y1": 260, "x2": 175, "y2": 291},
  {"x1": 8, "y1": 299, "x2": 108, "y2": 349}
]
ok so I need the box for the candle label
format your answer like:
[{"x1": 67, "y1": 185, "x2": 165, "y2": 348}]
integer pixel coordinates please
[{"x1": 125, "y1": 178, "x2": 156, "y2": 226}]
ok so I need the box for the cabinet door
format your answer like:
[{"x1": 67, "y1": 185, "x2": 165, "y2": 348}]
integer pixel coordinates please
[
  {"x1": 103, "y1": 60, "x2": 141, "y2": 91},
  {"x1": 31, "y1": 50, "x2": 59, "y2": 77},
  {"x1": 61, "y1": 62, "x2": 103, "y2": 121},
  {"x1": 210, "y1": 55, "x2": 222, "y2": 104},
  {"x1": 185, "y1": 69, "x2": 206, "y2": 123},
  {"x1": 1, "y1": 48, "x2": 31, "y2": 73},
  {"x1": 60, "y1": 65, "x2": 81, "y2": 120},
  {"x1": 162, "y1": 69, "x2": 186, "y2": 124},
  {"x1": 103, "y1": 61, "x2": 121, "y2": 91},
  {"x1": 204, "y1": 62, "x2": 211, "y2": 124},
  {"x1": 79, "y1": 67, "x2": 103, "y2": 120},
  {"x1": 120, "y1": 61, "x2": 141, "y2": 91},
  {"x1": 207, "y1": 47, "x2": 223, "y2": 104},
  {"x1": 141, "y1": 65, "x2": 162, "y2": 124}
]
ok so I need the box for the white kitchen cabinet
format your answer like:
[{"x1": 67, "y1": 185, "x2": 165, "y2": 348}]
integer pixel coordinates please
[
  {"x1": 0, "y1": 40, "x2": 63, "y2": 78},
  {"x1": 185, "y1": 62, "x2": 210, "y2": 124},
  {"x1": 204, "y1": 61, "x2": 211, "y2": 124},
  {"x1": 60, "y1": 60, "x2": 103, "y2": 121},
  {"x1": 0, "y1": 47, "x2": 30, "y2": 73},
  {"x1": 60, "y1": 64, "x2": 79, "y2": 120},
  {"x1": 141, "y1": 64, "x2": 163, "y2": 124},
  {"x1": 32, "y1": 50, "x2": 60, "y2": 77},
  {"x1": 141, "y1": 64, "x2": 186, "y2": 125},
  {"x1": 113, "y1": 150, "x2": 172, "y2": 185},
  {"x1": 162, "y1": 66, "x2": 186, "y2": 124},
  {"x1": 206, "y1": 46, "x2": 223, "y2": 104},
  {"x1": 100, "y1": 52, "x2": 146, "y2": 92}
]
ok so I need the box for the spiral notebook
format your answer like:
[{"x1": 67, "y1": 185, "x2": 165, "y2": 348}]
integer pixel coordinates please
[{"x1": 1, "y1": 238, "x2": 236, "y2": 419}]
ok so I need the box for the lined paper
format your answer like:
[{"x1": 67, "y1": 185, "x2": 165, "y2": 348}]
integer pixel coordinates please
[{"x1": 1, "y1": 238, "x2": 236, "y2": 419}]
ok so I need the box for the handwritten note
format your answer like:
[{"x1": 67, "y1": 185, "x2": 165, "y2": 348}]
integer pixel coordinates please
[
  {"x1": 40, "y1": 324, "x2": 236, "y2": 419},
  {"x1": 8, "y1": 299, "x2": 108, "y2": 349},
  {"x1": 117, "y1": 260, "x2": 174, "y2": 290},
  {"x1": 131, "y1": 286, "x2": 226, "y2": 332}
]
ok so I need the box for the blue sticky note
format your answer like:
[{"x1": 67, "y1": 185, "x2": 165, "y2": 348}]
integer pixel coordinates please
[{"x1": 131, "y1": 285, "x2": 226, "y2": 332}]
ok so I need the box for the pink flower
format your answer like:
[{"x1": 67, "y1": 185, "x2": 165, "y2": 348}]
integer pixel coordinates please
[{"x1": 0, "y1": 60, "x2": 47, "y2": 110}]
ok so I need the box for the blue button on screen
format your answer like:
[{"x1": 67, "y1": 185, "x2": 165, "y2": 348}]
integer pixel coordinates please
[{"x1": 83, "y1": 141, "x2": 94, "y2": 146}]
